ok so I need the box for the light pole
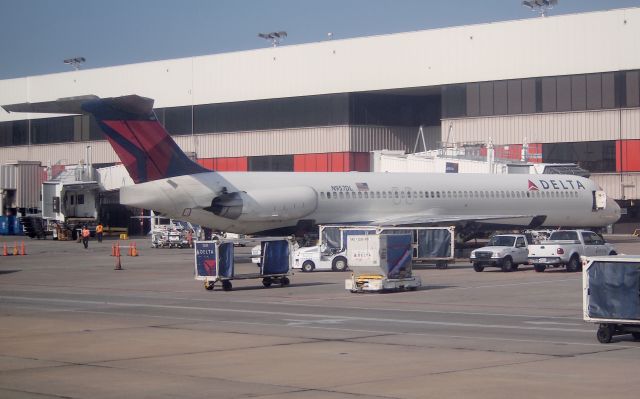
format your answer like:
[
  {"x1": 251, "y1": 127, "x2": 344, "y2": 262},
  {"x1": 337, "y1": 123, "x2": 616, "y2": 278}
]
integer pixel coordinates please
[
  {"x1": 522, "y1": 0, "x2": 558, "y2": 17},
  {"x1": 63, "y1": 57, "x2": 86, "y2": 70},
  {"x1": 258, "y1": 31, "x2": 287, "y2": 47}
]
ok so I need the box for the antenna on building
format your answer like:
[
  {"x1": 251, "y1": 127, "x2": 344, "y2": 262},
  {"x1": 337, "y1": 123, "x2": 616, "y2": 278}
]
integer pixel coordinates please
[
  {"x1": 63, "y1": 57, "x2": 86, "y2": 70},
  {"x1": 258, "y1": 31, "x2": 288, "y2": 47},
  {"x1": 522, "y1": 0, "x2": 558, "y2": 17}
]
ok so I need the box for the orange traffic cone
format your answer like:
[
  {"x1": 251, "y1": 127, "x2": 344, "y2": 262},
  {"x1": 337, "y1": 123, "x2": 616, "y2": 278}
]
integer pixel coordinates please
[
  {"x1": 2, "y1": 243, "x2": 7, "y2": 256},
  {"x1": 20, "y1": 241, "x2": 26, "y2": 256},
  {"x1": 12, "y1": 242, "x2": 18, "y2": 256},
  {"x1": 127, "y1": 242, "x2": 133, "y2": 256},
  {"x1": 131, "y1": 242, "x2": 138, "y2": 257}
]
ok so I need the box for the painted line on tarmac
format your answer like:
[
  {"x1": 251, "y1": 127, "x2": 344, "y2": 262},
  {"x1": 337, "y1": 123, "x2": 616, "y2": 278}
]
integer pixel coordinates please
[
  {"x1": 1, "y1": 295, "x2": 594, "y2": 333},
  {"x1": 53, "y1": 308, "x2": 640, "y2": 351}
]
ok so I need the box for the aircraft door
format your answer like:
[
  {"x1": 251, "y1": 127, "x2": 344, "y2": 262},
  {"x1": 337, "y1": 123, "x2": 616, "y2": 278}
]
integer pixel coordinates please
[{"x1": 592, "y1": 190, "x2": 606, "y2": 211}]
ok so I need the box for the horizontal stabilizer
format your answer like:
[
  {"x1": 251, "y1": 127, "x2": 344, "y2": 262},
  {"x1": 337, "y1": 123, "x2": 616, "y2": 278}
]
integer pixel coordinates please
[{"x1": 2, "y1": 95, "x2": 99, "y2": 115}]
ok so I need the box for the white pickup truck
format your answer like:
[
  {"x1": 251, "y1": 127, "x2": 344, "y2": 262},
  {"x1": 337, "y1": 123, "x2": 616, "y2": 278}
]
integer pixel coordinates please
[
  {"x1": 528, "y1": 230, "x2": 617, "y2": 273},
  {"x1": 470, "y1": 234, "x2": 530, "y2": 272}
]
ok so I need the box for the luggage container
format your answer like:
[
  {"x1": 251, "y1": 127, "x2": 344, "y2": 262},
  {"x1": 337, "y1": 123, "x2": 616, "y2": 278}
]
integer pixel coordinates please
[
  {"x1": 345, "y1": 234, "x2": 421, "y2": 293},
  {"x1": 583, "y1": 255, "x2": 640, "y2": 343},
  {"x1": 321, "y1": 225, "x2": 454, "y2": 269},
  {"x1": 195, "y1": 237, "x2": 294, "y2": 291}
]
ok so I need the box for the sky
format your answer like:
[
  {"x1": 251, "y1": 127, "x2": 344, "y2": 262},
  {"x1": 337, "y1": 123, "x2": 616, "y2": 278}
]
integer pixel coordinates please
[{"x1": 0, "y1": 0, "x2": 638, "y2": 80}]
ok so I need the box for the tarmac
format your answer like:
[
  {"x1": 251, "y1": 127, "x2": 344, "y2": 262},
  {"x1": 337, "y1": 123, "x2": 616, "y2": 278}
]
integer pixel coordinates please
[{"x1": 1, "y1": 234, "x2": 640, "y2": 398}]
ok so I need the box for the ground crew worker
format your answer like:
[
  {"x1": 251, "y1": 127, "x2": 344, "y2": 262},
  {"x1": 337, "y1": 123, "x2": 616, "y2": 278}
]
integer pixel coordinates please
[
  {"x1": 81, "y1": 226, "x2": 90, "y2": 249},
  {"x1": 96, "y1": 223, "x2": 104, "y2": 243}
]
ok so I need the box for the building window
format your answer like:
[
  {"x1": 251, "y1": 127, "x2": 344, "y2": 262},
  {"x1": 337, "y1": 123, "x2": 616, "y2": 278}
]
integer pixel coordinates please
[
  {"x1": 507, "y1": 80, "x2": 522, "y2": 114},
  {"x1": 466, "y1": 83, "x2": 480, "y2": 117},
  {"x1": 248, "y1": 155, "x2": 294, "y2": 171},
  {"x1": 0, "y1": 120, "x2": 28, "y2": 147},
  {"x1": 479, "y1": 82, "x2": 494, "y2": 116},
  {"x1": 571, "y1": 75, "x2": 587, "y2": 111},
  {"x1": 522, "y1": 78, "x2": 538, "y2": 114},
  {"x1": 542, "y1": 141, "x2": 616, "y2": 173},
  {"x1": 493, "y1": 81, "x2": 508, "y2": 115},
  {"x1": 442, "y1": 84, "x2": 467, "y2": 118},
  {"x1": 602, "y1": 72, "x2": 616, "y2": 109},
  {"x1": 556, "y1": 76, "x2": 571, "y2": 112},
  {"x1": 627, "y1": 70, "x2": 640, "y2": 108},
  {"x1": 586, "y1": 74, "x2": 602, "y2": 110},
  {"x1": 541, "y1": 77, "x2": 557, "y2": 112}
]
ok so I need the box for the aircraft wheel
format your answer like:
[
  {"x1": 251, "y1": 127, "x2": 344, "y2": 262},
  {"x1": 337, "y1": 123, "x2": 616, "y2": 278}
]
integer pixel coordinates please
[
  {"x1": 222, "y1": 280, "x2": 232, "y2": 291},
  {"x1": 501, "y1": 257, "x2": 513, "y2": 273},
  {"x1": 597, "y1": 324, "x2": 614, "y2": 344},
  {"x1": 301, "y1": 261, "x2": 315, "y2": 273},
  {"x1": 533, "y1": 264, "x2": 546, "y2": 273},
  {"x1": 262, "y1": 278, "x2": 273, "y2": 287},
  {"x1": 473, "y1": 263, "x2": 484, "y2": 272},
  {"x1": 332, "y1": 256, "x2": 348, "y2": 272}
]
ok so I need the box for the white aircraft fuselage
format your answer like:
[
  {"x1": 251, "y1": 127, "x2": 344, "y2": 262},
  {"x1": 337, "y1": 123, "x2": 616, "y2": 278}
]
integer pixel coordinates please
[{"x1": 121, "y1": 171, "x2": 620, "y2": 234}]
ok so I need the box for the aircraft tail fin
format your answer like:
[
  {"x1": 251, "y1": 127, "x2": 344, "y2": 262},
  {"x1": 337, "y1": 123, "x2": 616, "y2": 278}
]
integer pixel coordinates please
[{"x1": 2, "y1": 95, "x2": 208, "y2": 184}]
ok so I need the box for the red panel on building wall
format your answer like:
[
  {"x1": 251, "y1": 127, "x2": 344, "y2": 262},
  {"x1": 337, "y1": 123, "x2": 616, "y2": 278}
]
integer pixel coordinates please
[
  {"x1": 478, "y1": 144, "x2": 542, "y2": 163},
  {"x1": 329, "y1": 153, "x2": 345, "y2": 172},
  {"x1": 352, "y1": 152, "x2": 370, "y2": 172},
  {"x1": 293, "y1": 154, "x2": 306, "y2": 171},
  {"x1": 197, "y1": 158, "x2": 215, "y2": 170},
  {"x1": 616, "y1": 140, "x2": 640, "y2": 172},
  {"x1": 315, "y1": 154, "x2": 328, "y2": 171},
  {"x1": 198, "y1": 157, "x2": 247, "y2": 171}
]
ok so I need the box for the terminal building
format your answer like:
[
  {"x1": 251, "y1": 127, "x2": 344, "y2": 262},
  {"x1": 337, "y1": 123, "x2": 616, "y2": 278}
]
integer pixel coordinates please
[{"x1": 1, "y1": 7, "x2": 639, "y2": 231}]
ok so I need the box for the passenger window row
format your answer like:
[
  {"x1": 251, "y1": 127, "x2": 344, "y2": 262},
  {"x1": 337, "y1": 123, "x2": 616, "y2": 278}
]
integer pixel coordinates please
[{"x1": 320, "y1": 190, "x2": 580, "y2": 200}]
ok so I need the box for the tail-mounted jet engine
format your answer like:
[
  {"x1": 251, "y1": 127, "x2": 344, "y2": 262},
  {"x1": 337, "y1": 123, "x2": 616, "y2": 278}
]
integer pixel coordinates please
[{"x1": 205, "y1": 186, "x2": 318, "y2": 222}]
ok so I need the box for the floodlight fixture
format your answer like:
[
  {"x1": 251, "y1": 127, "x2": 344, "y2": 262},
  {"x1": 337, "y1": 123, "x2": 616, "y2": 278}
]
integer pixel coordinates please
[
  {"x1": 522, "y1": 0, "x2": 558, "y2": 17},
  {"x1": 63, "y1": 57, "x2": 86, "y2": 70},
  {"x1": 258, "y1": 31, "x2": 288, "y2": 47}
]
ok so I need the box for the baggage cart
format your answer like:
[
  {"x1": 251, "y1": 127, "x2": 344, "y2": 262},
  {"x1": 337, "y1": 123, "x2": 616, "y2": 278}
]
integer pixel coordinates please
[
  {"x1": 345, "y1": 233, "x2": 421, "y2": 293},
  {"x1": 195, "y1": 237, "x2": 294, "y2": 291},
  {"x1": 583, "y1": 255, "x2": 640, "y2": 343}
]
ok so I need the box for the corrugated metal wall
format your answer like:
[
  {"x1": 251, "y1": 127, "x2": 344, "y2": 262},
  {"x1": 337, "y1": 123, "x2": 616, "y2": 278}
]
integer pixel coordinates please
[
  {"x1": 442, "y1": 108, "x2": 640, "y2": 144},
  {"x1": 15, "y1": 163, "x2": 43, "y2": 208},
  {"x1": 0, "y1": 125, "x2": 421, "y2": 165},
  {"x1": 0, "y1": 140, "x2": 117, "y2": 166},
  {"x1": 591, "y1": 173, "x2": 640, "y2": 200},
  {"x1": 349, "y1": 125, "x2": 439, "y2": 152}
]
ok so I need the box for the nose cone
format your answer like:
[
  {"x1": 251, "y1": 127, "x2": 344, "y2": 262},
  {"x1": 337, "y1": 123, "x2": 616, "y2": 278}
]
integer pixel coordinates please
[{"x1": 606, "y1": 198, "x2": 622, "y2": 225}]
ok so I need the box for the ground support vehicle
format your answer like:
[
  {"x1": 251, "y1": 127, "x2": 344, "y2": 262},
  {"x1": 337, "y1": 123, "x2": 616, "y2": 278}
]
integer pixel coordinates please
[
  {"x1": 345, "y1": 234, "x2": 421, "y2": 293},
  {"x1": 321, "y1": 225, "x2": 454, "y2": 270},
  {"x1": 151, "y1": 221, "x2": 195, "y2": 248},
  {"x1": 293, "y1": 245, "x2": 348, "y2": 272},
  {"x1": 195, "y1": 237, "x2": 294, "y2": 291},
  {"x1": 528, "y1": 230, "x2": 617, "y2": 272},
  {"x1": 470, "y1": 234, "x2": 530, "y2": 272},
  {"x1": 583, "y1": 255, "x2": 640, "y2": 343}
]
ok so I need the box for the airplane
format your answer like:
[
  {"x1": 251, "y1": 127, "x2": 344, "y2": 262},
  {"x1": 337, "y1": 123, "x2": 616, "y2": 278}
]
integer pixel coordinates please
[{"x1": 2, "y1": 95, "x2": 621, "y2": 240}]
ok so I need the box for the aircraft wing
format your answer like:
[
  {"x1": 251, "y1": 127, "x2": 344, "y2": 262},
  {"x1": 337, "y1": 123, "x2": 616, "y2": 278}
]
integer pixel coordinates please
[{"x1": 369, "y1": 213, "x2": 544, "y2": 227}]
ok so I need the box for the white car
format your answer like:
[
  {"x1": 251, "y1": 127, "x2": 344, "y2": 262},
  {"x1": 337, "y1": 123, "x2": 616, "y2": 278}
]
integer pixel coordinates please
[{"x1": 293, "y1": 245, "x2": 349, "y2": 272}]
